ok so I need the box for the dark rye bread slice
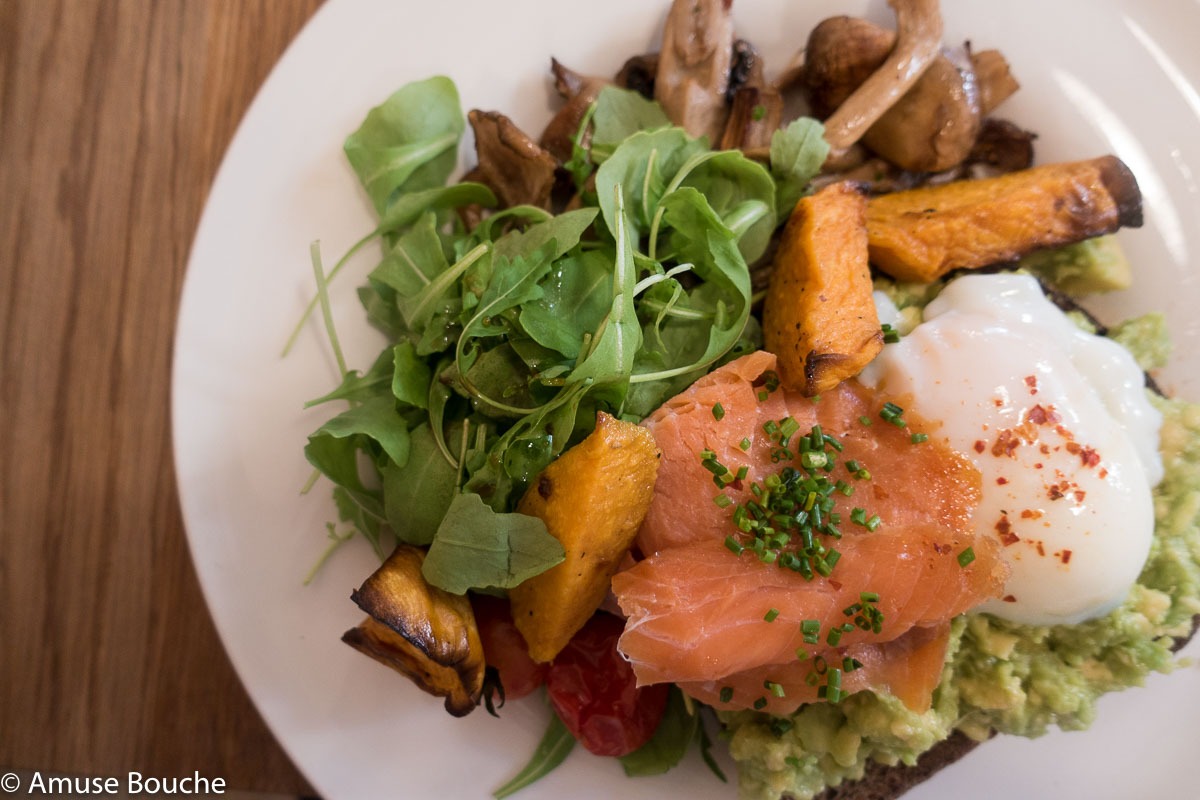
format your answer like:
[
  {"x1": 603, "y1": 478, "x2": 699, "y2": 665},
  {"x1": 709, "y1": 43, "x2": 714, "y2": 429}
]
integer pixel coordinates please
[{"x1": 805, "y1": 285, "x2": 1197, "y2": 800}]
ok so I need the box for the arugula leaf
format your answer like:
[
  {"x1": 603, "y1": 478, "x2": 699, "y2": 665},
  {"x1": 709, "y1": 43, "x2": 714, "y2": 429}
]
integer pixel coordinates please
[
  {"x1": 344, "y1": 76, "x2": 465, "y2": 214},
  {"x1": 770, "y1": 117, "x2": 830, "y2": 217},
  {"x1": 493, "y1": 713, "x2": 576, "y2": 799},
  {"x1": 305, "y1": 394, "x2": 411, "y2": 470},
  {"x1": 520, "y1": 249, "x2": 614, "y2": 358},
  {"x1": 305, "y1": 347, "x2": 393, "y2": 408},
  {"x1": 595, "y1": 128, "x2": 706, "y2": 238},
  {"x1": 391, "y1": 341, "x2": 431, "y2": 408},
  {"x1": 453, "y1": 343, "x2": 538, "y2": 419},
  {"x1": 381, "y1": 423, "x2": 457, "y2": 546},
  {"x1": 591, "y1": 86, "x2": 671, "y2": 162},
  {"x1": 332, "y1": 486, "x2": 385, "y2": 559},
  {"x1": 398, "y1": 243, "x2": 490, "y2": 329},
  {"x1": 568, "y1": 184, "x2": 642, "y2": 384},
  {"x1": 619, "y1": 688, "x2": 699, "y2": 777},
  {"x1": 492, "y1": 207, "x2": 598, "y2": 263},
  {"x1": 369, "y1": 211, "x2": 448, "y2": 297},
  {"x1": 658, "y1": 149, "x2": 777, "y2": 263},
  {"x1": 421, "y1": 492, "x2": 564, "y2": 594},
  {"x1": 377, "y1": 182, "x2": 497, "y2": 235}
]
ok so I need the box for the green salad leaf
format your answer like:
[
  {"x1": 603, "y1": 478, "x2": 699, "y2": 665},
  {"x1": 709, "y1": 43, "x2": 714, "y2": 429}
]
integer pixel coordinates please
[
  {"x1": 493, "y1": 713, "x2": 576, "y2": 799},
  {"x1": 421, "y1": 492, "x2": 565, "y2": 594},
  {"x1": 381, "y1": 423, "x2": 457, "y2": 546},
  {"x1": 770, "y1": 117, "x2": 830, "y2": 217},
  {"x1": 591, "y1": 86, "x2": 672, "y2": 161},
  {"x1": 344, "y1": 76, "x2": 465, "y2": 214},
  {"x1": 619, "y1": 688, "x2": 699, "y2": 776}
]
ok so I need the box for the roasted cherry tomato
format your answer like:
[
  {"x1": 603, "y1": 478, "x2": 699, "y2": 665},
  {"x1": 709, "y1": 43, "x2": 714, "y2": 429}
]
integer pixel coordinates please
[
  {"x1": 471, "y1": 595, "x2": 547, "y2": 700},
  {"x1": 545, "y1": 612, "x2": 669, "y2": 756}
]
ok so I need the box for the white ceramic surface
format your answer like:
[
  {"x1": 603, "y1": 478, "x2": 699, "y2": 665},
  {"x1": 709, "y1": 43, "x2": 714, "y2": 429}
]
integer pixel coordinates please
[{"x1": 172, "y1": 1, "x2": 1200, "y2": 798}]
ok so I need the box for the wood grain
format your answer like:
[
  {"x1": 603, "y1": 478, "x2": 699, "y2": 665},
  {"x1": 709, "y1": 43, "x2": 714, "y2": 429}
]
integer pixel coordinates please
[{"x1": 0, "y1": 0, "x2": 323, "y2": 792}]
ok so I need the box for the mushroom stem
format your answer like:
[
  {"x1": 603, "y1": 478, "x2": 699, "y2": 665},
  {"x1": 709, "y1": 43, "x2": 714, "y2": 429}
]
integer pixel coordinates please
[{"x1": 821, "y1": 0, "x2": 943, "y2": 154}]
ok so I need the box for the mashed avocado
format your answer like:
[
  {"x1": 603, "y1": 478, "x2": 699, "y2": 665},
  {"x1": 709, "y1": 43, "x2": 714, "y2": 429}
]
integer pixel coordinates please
[{"x1": 721, "y1": 269, "x2": 1200, "y2": 800}]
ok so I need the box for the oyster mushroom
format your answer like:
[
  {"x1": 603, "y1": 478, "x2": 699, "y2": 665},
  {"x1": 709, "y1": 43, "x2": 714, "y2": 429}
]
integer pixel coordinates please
[
  {"x1": 720, "y1": 39, "x2": 782, "y2": 153},
  {"x1": 818, "y1": 0, "x2": 944, "y2": 157},
  {"x1": 655, "y1": 0, "x2": 735, "y2": 143},
  {"x1": 539, "y1": 59, "x2": 610, "y2": 163},
  {"x1": 862, "y1": 43, "x2": 981, "y2": 172},
  {"x1": 469, "y1": 109, "x2": 558, "y2": 209}
]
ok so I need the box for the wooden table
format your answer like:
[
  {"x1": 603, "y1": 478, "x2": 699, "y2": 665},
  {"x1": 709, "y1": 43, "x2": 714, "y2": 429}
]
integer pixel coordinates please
[{"x1": 1, "y1": 1, "x2": 324, "y2": 792}]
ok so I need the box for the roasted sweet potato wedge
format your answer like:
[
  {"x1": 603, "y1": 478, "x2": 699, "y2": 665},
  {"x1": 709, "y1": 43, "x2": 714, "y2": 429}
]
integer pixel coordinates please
[
  {"x1": 510, "y1": 412, "x2": 660, "y2": 663},
  {"x1": 763, "y1": 181, "x2": 883, "y2": 396},
  {"x1": 343, "y1": 544, "x2": 485, "y2": 716},
  {"x1": 866, "y1": 155, "x2": 1142, "y2": 283}
]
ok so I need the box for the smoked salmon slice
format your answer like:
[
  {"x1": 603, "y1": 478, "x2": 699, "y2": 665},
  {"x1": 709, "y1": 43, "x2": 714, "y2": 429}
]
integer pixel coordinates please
[
  {"x1": 612, "y1": 351, "x2": 1005, "y2": 702},
  {"x1": 680, "y1": 622, "x2": 953, "y2": 715}
]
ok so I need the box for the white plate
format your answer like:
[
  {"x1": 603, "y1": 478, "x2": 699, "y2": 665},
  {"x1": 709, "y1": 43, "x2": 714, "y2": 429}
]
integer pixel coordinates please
[{"x1": 172, "y1": 1, "x2": 1200, "y2": 798}]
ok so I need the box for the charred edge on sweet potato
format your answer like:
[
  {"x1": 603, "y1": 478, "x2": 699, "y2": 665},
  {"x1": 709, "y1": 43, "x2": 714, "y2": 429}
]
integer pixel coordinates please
[
  {"x1": 763, "y1": 181, "x2": 883, "y2": 396},
  {"x1": 865, "y1": 155, "x2": 1144, "y2": 283}
]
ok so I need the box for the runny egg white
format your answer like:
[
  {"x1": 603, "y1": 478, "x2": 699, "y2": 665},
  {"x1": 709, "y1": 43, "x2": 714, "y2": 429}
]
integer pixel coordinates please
[{"x1": 861, "y1": 273, "x2": 1163, "y2": 625}]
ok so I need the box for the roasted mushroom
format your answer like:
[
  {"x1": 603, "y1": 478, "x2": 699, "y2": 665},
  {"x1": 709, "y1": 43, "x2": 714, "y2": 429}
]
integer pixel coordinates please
[
  {"x1": 655, "y1": 0, "x2": 735, "y2": 143},
  {"x1": 468, "y1": 110, "x2": 558, "y2": 210},
  {"x1": 720, "y1": 39, "x2": 782, "y2": 153},
  {"x1": 616, "y1": 52, "x2": 659, "y2": 98},
  {"x1": 972, "y1": 49, "x2": 1020, "y2": 115},
  {"x1": 862, "y1": 44, "x2": 981, "y2": 172},
  {"x1": 819, "y1": 0, "x2": 944, "y2": 158},
  {"x1": 540, "y1": 59, "x2": 610, "y2": 163},
  {"x1": 802, "y1": 16, "x2": 896, "y2": 118},
  {"x1": 342, "y1": 544, "x2": 486, "y2": 717}
]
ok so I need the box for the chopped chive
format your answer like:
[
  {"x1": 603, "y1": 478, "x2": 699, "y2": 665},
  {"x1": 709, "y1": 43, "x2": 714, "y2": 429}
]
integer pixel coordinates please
[
  {"x1": 712, "y1": 402, "x2": 725, "y2": 421},
  {"x1": 719, "y1": 687, "x2": 733, "y2": 703},
  {"x1": 702, "y1": 459, "x2": 728, "y2": 476},
  {"x1": 866, "y1": 514, "x2": 882, "y2": 531},
  {"x1": 758, "y1": 390, "x2": 769, "y2": 402},
  {"x1": 724, "y1": 535, "x2": 744, "y2": 555},
  {"x1": 860, "y1": 591, "x2": 880, "y2": 603},
  {"x1": 801, "y1": 619, "x2": 820, "y2": 634},
  {"x1": 857, "y1": 469, "x2": 872, "y2": 480},
  {"x1": 881, "y1": 323, "x2": 900, "y2": 344},
  {"x1": 843, "y1": 657, "x2": 863, "y2": 672},
  {"x1": 805, "y1": 671, "x2": 819, "y2": 687},
  {"x1": 813, "y1": 557, "x2": 832, "y2": 577},
  {"x1": 801, "y1": 451, "x2": 827, "y2": 470},
  {"x1": 764, "y1": 420, "x2": 779, "y2": 436},
  {"x1": 843, "y1": 603, "x2": 861, "y2": 617},
  {"x1": 825, "y1": 549, "x2": 841, "y2": 568},
  {"x1": 822, "y1": 434, "x2": 844, "y2": 452},
  {"x1": 764, "y1": 608, "x2": 780, "y2": 623},
  {"x1": 850, "y1": 507, "x2": 867, "y2": 526},
  {"x1": 911, "y1": 433, "x2": 929, "y2": 444},
  {"x1": 796, "y1": 648, "x2": 809, "y2": 661},
  {"x1": 779, "y1": 417, "x2": 800, "y2": 439},
  {"x1": 811, "y1": 394, "x2": 821, "y2": 403},
  {"x1": 826, "y1": 627, "x2": 842, "y2": 646},
  {"x1": 841, "y1": 622, "x2": 855, "y2": 632},
  {"x1": 845, "y1": 460, "x2": 861, "y2": 473},
  {"x1": 858, "y1": 415, "x2": 872, "y2": 426},
  {"x1": 714, "y1": 494, "x2": 732, "y2": 508},
  {"x1": 957, "y1": 547, "x2": 976, "y2": 567},
  {"x1": 699, "y1": 449, "x2": 716, "y2": 461},
  {"x1": 813, "y1": 656, "x2": 828, "y2": 674},
  {"x1": 769, "y1": 718, "x2": 794, "y2": 737},
  {"x1": 736, "y1": 465, "x2": 749, "y2": 481},
  {"x1": 827, "y1": 667, "x2": 842, "y2": 690},
  {"x1": 739, "y1": 437, "x2": 751, "y2": 451},
  {"x1": 765, "y1": 680, "x2": 786, "y2": 698},
  {"x1": 753, "y1": 697, "x2": 767, "y2": 710},
  {"x1": 759, "y1": 550, "x2": 778, "y2": 564},
  {"x1": 713, "y1": 475, "x2": 727, "y2": 488}
]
